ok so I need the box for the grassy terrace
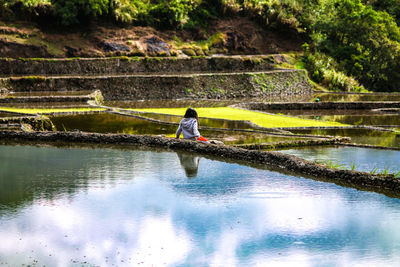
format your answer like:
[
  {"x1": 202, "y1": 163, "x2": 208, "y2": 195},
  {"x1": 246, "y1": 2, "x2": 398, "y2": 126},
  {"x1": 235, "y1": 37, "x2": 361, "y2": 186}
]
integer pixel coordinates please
[
  {"x1": 0, "y1": 107, "x2": 106, "y2": 115},
  {"x1": 130, "y1": 107, "x2": 347, "y2": 128}
]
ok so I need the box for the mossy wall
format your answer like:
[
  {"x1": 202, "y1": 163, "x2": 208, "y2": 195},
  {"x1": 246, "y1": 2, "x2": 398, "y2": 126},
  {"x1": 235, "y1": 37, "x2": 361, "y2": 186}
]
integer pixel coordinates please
[
  {"x1": 0, "y1": 116, "x2": 54, "y2": 131},
  {"x1": 0, "y1": 56, "x2": 276, "y2": 75},
  {"x1": 0, "y1": 70, "x2": 312, "y2": 100}
]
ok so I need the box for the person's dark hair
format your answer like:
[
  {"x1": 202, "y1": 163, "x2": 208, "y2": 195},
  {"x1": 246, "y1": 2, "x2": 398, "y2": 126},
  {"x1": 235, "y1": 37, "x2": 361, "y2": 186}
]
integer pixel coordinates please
[{"x1": 184, "y1": 108, "x2": 198, "y2": 120}]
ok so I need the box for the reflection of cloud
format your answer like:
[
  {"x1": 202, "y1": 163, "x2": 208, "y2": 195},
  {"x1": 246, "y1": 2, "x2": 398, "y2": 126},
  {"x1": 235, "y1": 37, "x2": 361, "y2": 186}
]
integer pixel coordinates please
[
  {"x1": 211, "y1": 232, "x2": 239, "y2": 266},
  {"x1": 0, "y1": 181, "x2": 192, "y2": 266},
  {"x1": 2, "y1": 146, "x2": 400, "y2": 266},
  {"x1": 134, "y1": 215, "x2": 191, "y2": 265}
]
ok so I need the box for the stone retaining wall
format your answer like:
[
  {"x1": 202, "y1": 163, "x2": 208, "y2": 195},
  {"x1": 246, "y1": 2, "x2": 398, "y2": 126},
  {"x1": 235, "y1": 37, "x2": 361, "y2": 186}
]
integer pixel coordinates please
[
  {"x1": 240, "y1": 101, "x2": 400, "y2": 110},
  {"x1": 0, "y1": 116, "x2": 54, "y2": 131},
  {"x1": 1, "y1": 131, "x2": 399, "y2": 197},
  {"x1": 0, "y1": 70, "x2": 312, "y2": 100},
  {"x1": 233, "y1": 137, "x2": 350, "y2": 150},
  {"x1": 0, "y1": 56, "x2": 275, "y2": 75},
  {"x1": 0, "y1": 95, "x2": 92, "y2": 103}
]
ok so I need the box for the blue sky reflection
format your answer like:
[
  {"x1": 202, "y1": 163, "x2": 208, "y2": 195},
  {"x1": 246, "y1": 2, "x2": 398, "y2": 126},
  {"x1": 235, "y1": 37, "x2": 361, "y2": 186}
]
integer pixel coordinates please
[{"x1": 1, "y1": 145, "x2": 400, "y2": 266}]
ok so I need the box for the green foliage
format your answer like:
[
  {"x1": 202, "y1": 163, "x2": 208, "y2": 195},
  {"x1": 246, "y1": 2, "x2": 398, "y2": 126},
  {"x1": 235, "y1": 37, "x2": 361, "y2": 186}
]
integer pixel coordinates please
[
  {"x1": 301, "y1": 44, "x2": 365, "y2": 92},
  {"x1": 365, "y1": 0, "x2": 400, "y2": 25},
  {"x1": 309, "y1": 0, "x2": 400, "y2": 92},
  {"x1": 325, "y1": 160, "x2": 345, "y2": 170},
  {"x1": 1, "y1": 0, "x2": 52, "y2": 21},
  {"x1": 52, "y1": 0, "x2": 109, "y2": 25},
  {"x1": 2, "y1": 0, "x2": 400, "y2": 92},
  {"x1": 350, "y1": 162, "x2": 358, "y2": 171},
  {"x1": 370, "y1": 167, "x2": 378, "y2": 174}
]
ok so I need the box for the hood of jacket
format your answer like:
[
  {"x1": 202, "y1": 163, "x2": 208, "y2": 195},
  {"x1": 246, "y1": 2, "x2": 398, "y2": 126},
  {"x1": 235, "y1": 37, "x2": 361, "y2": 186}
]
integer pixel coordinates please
[{"x1": 180, "y1": 117, "x2": 197, "y2": 129}]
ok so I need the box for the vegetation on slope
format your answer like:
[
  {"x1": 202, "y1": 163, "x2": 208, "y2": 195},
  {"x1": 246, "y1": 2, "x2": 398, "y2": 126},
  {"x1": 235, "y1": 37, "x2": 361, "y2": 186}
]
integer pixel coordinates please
[
  {"x1": 131, "y1": 107, "x2": 348, "y2": 128},
  {"x1": 1, "y1": 0, "x2": 400, "y2": 92}
]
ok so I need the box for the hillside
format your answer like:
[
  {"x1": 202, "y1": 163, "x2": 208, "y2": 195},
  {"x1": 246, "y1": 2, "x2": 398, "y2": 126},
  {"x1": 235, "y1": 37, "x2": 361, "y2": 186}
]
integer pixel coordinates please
[
  {"x1": 0, "y1": 16, "x2": 303, "y2": 58},
  {"x1": 1, "y1": 0, "x2": 400, "y2": 92}
]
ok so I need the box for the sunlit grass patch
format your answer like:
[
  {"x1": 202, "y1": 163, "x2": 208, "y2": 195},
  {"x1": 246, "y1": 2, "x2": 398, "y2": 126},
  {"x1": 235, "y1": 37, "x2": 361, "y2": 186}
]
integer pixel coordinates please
[
  {"x1": 0, "y1": 107, "x2": 106, "y2": 115},
  {"x1": 130, "y1": 107, "x2": 348, "y2": 128}
]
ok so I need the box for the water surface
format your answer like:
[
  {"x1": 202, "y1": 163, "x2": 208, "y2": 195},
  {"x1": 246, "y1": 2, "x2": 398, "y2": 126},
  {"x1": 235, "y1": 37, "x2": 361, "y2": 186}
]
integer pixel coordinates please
[
  {"x1": 104, "y1": 95, "x2": 313, "y2": 109},
  {"x1": 297, "y1": 114, "x2": 400, "y2": 127},
  {"x1": 1, "y1": 144, "x2": 400, "y2": 266},
  {"x1": 279, "y1": 146, "x2": 400, "y2": 173},
  {"x1": 291, "y1": 128, "x2": 400, "y2": 148},
  {"x1": 51, "y1": 113, "x2": 303, "y2": 144},
  {"x1": 313, "y1": 93, "x2": 400, "y2": 102}
]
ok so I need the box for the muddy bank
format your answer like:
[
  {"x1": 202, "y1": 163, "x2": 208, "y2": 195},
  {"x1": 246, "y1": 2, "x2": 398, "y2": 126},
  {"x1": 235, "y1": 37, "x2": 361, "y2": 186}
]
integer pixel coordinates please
[{"x1": 1, "y1": 130, "x2": 399, "y2": 196}]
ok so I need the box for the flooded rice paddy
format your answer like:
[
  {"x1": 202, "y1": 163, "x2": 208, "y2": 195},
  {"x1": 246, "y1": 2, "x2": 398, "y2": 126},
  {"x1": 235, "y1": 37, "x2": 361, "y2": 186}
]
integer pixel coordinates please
[
  {"x1": 104, "y1": 94, "x2": 313, "y2": 109},
  {"x1": 50, "y1": 113, "x2": 303, "y2": 145},
  {"x1": 271, "y1": 112, "x2": 400, "y2": 127},
  {"x1": 313, "y1": 93, "x2": 400, "y2": 102},
  {"x1": 306, "y1": 114, "x2": 400, "y2": 127},
  {"x1": 290, "y1": 128, "x2": 400, "y2": 148},
  {"x1": 279, "y1": 146, "x2": 400, "y2": 173},
  {"x1": 2, "y1": 144, "x2": 400, "y2": 266}
]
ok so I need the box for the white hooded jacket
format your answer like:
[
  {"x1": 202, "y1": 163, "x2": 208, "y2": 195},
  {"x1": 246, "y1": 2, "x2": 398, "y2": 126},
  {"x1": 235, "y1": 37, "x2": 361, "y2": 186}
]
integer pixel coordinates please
[{"x1": 176, "y1": 118, "x2": 200, "y2": 139}]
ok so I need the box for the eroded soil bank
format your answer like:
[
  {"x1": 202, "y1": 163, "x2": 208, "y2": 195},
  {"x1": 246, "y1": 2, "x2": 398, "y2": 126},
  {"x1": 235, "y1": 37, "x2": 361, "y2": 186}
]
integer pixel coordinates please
[{"x1": 1, "y1": 130, "x2": 399, "y2": 197}]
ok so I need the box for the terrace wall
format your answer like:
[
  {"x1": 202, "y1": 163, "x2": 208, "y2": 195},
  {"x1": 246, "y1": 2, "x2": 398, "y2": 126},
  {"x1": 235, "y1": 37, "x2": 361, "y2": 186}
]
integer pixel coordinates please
[
  {"x1": 0, "y1": 70, "x2": 312, "y2": 100},
  {"x1": 0, "y1": 56, "x2": 275, "y2": 75}
]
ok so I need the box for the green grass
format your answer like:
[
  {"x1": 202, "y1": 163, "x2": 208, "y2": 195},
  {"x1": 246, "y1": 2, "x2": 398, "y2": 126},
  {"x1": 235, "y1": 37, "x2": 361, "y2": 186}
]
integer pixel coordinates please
[
  {"x1": 0, "y1": 107, "x2": 106, "y2": 115},
  {"x1": 170, "y1": 32, "x2": 225, "y2": 53},
  {"x1": 129, "y1": 107, "x2": 348, "y2": 128}
]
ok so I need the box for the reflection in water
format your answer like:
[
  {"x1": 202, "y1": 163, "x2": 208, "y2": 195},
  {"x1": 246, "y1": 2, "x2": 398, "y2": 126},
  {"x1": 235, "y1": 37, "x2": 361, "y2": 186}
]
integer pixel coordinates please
[
  {"x1": 279, "y1": 146, "x2": 400, "y2": 173},
  {"x1": 297, "y1": 114, "x2": 400, "y2": 126},
  {"x1": 177, "y1": 152, "x2": 200, "y2": 178},
  {"x1": 291, "y1": 128, "x2": 400, "y2": 148},
  {"x1": 2, "y1": 145, "x2": 400, "y2": 266},
  {"x1": 313, "y1": 93, "x2": 400, "y2": 102},
  {"x1": 104, "y1": 95, "x2": 313, "y2": 109},
  {"x1": 50, "y1": 113, "x2": 304, "y2": 145}
]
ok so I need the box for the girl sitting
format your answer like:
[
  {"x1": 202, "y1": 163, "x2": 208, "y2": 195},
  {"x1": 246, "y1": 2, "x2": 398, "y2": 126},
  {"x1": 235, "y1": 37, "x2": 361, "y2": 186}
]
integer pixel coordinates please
[{"x1": 176, "y1": 108, "x2": 208, "y2": 142}]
